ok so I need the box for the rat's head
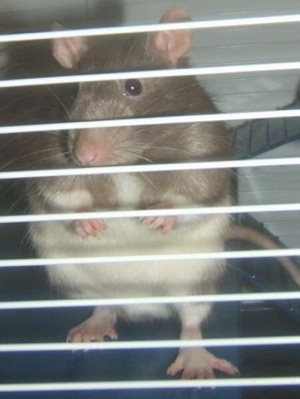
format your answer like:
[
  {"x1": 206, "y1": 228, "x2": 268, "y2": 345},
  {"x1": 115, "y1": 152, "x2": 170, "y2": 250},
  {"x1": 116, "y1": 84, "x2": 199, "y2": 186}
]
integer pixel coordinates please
[{"x1": 52, "y1": 7, "x2": 193, "y2": 167}]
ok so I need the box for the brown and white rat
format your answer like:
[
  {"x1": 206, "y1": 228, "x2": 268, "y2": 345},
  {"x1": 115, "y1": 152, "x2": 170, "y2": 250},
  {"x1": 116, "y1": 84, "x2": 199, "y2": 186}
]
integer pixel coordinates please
[
  {"x1": 6, "y1": 7, "x2": 237, "y2": 379},
  {"x1": 1, "y1": 7, "x2": 299, "y2": 380}
]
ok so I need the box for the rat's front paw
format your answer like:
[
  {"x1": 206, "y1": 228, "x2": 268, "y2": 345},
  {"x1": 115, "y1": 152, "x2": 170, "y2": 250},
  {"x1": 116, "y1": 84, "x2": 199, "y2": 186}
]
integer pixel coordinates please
[
  {"x1": 74, "y1": 218, "x2": 107, "y2": 239},
  {"x1": 141, "y1": 215, "x2": 177, "y2": 235},
  {"x1": 140, "y1": 201, "x2": 177, "y2": 235}
]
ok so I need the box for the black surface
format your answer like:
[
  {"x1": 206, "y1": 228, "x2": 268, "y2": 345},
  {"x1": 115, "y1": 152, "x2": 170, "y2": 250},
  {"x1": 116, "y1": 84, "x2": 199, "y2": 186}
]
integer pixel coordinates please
[{"x1": 229, "y1": 215, "x2": 300, "y2": 399}]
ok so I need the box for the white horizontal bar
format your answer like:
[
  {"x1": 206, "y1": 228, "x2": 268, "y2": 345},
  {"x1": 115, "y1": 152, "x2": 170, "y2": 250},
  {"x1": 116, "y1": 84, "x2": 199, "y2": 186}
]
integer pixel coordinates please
[
  {"x1": 1, "y1": 336, "x2": 299, "y2": 353},
  {"x1": 0, "y1": 377, "x2": 299, "y2": 392},
  {"x1": 0, "y1": 292, "x2": 299, "y2": 310},
  {"x1": 2, "y1": 158, "x2": 300, "y2": 180},
  {"x1": 1, "y1": 14, "x2": 300, "y2": 43},
  {"x1": 0, "y1": 248, "x2": 300, "y2": 269},
  {"x1": 2, "y1": 62, "x2": 300, "y2": 88},
  {"x1": 1, "y1": 203, "x2": 300, "y2": 224},
  {"x1": 1, "y1": 109, "x2": 300, "y2": 135}
]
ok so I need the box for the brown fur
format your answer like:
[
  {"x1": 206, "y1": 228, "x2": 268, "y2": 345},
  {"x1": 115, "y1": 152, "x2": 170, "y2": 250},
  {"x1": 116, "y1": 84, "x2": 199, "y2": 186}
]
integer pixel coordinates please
[{"x1": 1, "y1": 8, "x2": 236, "y2": 379}]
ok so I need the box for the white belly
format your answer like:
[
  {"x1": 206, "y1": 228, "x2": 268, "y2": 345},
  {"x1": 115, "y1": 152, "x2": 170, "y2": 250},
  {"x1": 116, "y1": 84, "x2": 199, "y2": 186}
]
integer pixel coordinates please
[{"x1": 31, "y1": 212, "x2": 227, "y2": 317}]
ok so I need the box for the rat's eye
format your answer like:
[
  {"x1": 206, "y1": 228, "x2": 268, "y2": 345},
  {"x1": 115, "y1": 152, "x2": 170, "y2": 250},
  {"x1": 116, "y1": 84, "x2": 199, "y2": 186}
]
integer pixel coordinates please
[{"x1": 123, "y1": 79, "x2": 142, "y2": 96}]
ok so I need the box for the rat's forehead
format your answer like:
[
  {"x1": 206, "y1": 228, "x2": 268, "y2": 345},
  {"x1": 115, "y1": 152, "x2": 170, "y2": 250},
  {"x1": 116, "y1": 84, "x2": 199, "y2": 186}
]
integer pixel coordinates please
[{"x1": 80, "y1": 33, "x2": 150, "y2": 73}]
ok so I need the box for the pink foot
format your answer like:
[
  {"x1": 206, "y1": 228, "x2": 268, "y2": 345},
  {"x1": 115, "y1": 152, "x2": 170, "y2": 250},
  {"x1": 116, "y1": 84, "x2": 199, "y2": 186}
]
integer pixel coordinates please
[
  {"x1": 67, "y1": 308, "x2": 117, "y2": 343},
  {"x1": 74, "y1": 218, "x2": 107, "y2": 239},
  {"x1": 167, "y1": 347, "x2": 239, "y2": 379},
  {"x1": 140, "y1": 202, "x2": 177, "y2": 235}
]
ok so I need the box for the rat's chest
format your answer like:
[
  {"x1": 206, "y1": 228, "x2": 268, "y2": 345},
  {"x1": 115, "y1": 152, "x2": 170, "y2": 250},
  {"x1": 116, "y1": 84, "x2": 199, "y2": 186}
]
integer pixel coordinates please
[
  {"x1": 110, "y1": 173, "x2": 144, "y2": 208},
  {"x1": 45, "y1": 173, "x2": 146, "y2": 212}
]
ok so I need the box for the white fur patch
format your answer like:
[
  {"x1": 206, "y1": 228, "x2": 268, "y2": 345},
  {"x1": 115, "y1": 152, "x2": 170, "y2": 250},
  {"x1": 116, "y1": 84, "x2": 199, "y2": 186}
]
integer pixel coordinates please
[
  {"x1": 112, "y1": 173, "x2": 141, "y2": 208},
  {"x1": 49, "y1": 189, "x2": 93, "y2": 210}
]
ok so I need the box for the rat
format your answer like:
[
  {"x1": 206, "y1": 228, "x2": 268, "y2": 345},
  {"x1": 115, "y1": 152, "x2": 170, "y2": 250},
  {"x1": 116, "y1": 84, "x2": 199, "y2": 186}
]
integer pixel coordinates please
[
  {"x1": 1, "y1": 6, "x2": 299, "y2": 380},
  {"x1": 21, "y1": 6, "x2": 237, "y2": 380}
]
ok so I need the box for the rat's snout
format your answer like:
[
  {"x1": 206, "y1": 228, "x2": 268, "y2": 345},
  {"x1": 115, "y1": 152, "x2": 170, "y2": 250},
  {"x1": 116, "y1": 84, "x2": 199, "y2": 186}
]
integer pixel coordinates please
[
  {"x1": 69, "y1": 126, "x2": 143, "y2": 167},
  {"x1": 71, "y1": 129, "x2": 110, "y2": 166}
]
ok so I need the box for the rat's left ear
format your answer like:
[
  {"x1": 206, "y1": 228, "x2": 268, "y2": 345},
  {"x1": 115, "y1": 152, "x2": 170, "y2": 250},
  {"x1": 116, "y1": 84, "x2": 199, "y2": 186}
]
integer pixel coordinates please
[
  {"x1": 52, "y1": 23, "x2": 88, "y2": 69},
  {"x1": 151, "y1": 7, "x2": 192, "y2": 67}
]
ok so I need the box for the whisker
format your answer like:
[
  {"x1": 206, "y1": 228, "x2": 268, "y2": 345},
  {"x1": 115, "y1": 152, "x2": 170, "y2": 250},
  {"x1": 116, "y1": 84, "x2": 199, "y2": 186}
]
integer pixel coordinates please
[
  {"x1": 139, "y1": 172, "x2": 158, "y2": 190},
  {"x1": 45, "y1": 86, "x2": 72, "y2": 120}
]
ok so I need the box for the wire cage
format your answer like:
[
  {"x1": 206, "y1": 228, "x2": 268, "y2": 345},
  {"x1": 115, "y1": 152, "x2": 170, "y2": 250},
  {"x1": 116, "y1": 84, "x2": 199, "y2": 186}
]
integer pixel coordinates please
[{"x1": 0, "y1": 1, "x2": 299, "y2": 399}]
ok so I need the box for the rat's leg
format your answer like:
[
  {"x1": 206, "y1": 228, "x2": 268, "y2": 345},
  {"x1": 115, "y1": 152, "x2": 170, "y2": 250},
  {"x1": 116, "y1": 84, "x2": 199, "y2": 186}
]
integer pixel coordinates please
[
  {"x1": 67, "y1": 306, "x2": 118, "y2": 342},
  {"x1": 140, "y1": 201, "x2": 177, "y2": 235},
  {"x1": 167, "y1": 303, "x2": 238, "y2": 379}
]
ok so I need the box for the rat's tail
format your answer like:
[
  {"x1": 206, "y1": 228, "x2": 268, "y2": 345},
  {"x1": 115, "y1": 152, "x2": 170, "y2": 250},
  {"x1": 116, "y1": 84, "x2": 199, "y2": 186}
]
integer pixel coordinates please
[{"x1": 226, "y1": 224, "x2": 300, "y2": 286}]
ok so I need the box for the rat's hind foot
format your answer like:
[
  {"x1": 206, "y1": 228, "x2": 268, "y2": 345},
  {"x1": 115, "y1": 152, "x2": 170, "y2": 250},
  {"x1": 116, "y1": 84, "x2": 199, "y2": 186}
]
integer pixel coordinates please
[
  {"x1": 167, "y1": 347, "x2": 239, "y2": 379},
  {"x1": 67, "y1": 307, "x2": 117, "y2": 343}
]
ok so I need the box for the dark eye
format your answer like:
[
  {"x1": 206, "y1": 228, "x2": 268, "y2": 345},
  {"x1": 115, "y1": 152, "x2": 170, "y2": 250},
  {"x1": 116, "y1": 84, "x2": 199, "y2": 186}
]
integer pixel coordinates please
[{"x1": 123, "y1": 79, "x2": 142, "y2": 96}]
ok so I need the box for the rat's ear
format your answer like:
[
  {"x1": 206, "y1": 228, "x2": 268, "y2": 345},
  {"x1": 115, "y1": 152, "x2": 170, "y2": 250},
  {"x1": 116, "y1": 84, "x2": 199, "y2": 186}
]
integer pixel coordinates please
[
  {"x1": 152, "y1": 7, "x2": 192, "y2": 67},
  {"x1": 52, "y1": 23, "x2": 87, "y2": 69}
]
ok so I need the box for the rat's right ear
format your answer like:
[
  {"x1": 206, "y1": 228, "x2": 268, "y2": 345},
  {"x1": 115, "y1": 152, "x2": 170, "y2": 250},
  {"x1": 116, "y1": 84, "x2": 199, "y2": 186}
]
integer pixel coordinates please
[
  {"x1": 52, "y1": 23, "x2": 87, "y2": 69},
  {"x1": 152, "y1": 7, "x2": 192, "y2": 67}
]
